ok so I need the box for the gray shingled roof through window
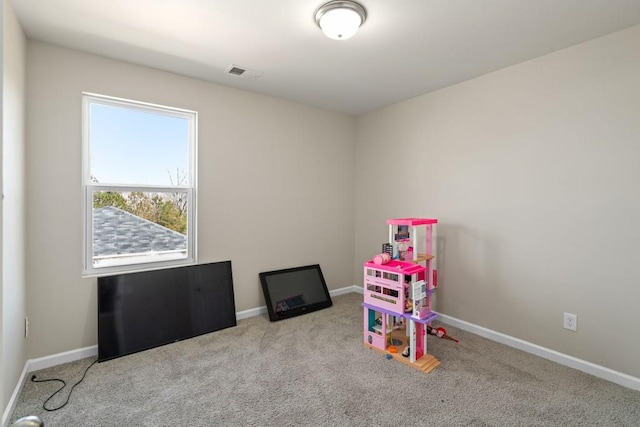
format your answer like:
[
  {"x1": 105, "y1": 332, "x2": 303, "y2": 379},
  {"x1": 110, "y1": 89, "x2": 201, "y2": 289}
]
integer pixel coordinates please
[{"x1": 93, "y1": 206, "x2": 186, "y2": 257}]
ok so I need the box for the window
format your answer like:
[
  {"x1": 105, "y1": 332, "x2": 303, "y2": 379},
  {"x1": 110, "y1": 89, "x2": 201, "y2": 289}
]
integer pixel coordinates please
[{"x1": 82, "y1": 93, "x2": 197, "y2": 276}]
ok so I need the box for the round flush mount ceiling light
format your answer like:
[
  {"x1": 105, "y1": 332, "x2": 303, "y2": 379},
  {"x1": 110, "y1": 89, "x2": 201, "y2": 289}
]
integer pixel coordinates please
[{"x1": 315, "y1": 1, "x2": 367, "y2": 40}]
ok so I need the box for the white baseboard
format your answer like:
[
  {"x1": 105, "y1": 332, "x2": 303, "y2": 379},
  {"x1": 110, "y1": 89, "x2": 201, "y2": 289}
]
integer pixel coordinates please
[
  {"x1": 2, "y1": 363, "x2": 29, "y2": 427},
  {"x1": 435, "y1": 312, "x2": 640, "y2": 392},
  {"x1": 236, "y1": 306, "x2": 267, "y2": 320},
  {"x1": 331, "y1": 285, "x2": 362, "y2": 296},
  {"x1": 28, "y1": 345, "x2": 98, "y2": 373}
]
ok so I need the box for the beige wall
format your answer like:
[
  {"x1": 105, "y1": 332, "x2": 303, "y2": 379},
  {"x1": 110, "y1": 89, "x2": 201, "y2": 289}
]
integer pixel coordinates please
[
  {"x1": 25, "y1": 41, "x2": 356, "y2": 359},
  {"x1": 355, "y1": 25, "x2": 640, "y2": 378},
  {"x1": 1, "y1": 0, "x2": 27, "y2": 417}
]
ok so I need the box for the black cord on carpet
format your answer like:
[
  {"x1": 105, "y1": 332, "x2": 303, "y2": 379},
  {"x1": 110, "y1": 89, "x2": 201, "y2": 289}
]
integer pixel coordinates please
[{"x1": 31, "y1": 358, "x2": 98, "y2": 411}]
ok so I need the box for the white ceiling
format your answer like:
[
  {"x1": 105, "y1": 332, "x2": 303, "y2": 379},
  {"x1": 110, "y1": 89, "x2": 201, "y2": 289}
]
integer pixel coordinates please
[{"x1": 12, "y1": 0, "x2": 640, "y2": 115}]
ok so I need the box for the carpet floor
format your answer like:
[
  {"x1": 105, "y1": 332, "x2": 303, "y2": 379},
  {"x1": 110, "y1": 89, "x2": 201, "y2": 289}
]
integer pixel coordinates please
[{"x1": 10, "y1": 293, "x2": 640, "y2": 426}]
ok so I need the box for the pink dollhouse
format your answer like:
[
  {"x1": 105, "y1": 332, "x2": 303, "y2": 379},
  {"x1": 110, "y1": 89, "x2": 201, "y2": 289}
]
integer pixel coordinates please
[{"x1": 362, "y1": 217, "x2": 440, "y2": 373}]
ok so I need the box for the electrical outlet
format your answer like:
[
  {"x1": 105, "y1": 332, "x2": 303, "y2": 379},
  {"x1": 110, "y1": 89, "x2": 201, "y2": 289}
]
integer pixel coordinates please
[
  {"x1": 25, "y1": 316, "x2": 29, "y2": 338},
  {"x1": 563, "y1": 312, "x2": 577, "y2": 331}
]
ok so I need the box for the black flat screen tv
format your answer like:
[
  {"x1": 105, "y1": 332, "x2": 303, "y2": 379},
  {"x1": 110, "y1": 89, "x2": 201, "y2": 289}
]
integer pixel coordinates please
[
  {"x1": 98, "y1": 261, "x2": 236, "y2": 361},
  {"x1": 259, "y1": 264, "x2": 332, "y2": 322}
]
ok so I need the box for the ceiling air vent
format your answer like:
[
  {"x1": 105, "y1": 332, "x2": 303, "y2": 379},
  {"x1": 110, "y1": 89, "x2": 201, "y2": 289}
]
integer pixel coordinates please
[
  {"x1": 225, "y1": 64, "x2": 263, "y2": 81},
  {"x1": 228, "y1": 66, "x2": 245, "y2": 76}
]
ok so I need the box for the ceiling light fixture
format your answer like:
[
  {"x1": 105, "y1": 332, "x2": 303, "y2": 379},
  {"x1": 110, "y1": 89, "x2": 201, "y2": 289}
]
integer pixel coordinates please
[{"x1": 315, "y1": 1, "x2": 367, "y2": 40}]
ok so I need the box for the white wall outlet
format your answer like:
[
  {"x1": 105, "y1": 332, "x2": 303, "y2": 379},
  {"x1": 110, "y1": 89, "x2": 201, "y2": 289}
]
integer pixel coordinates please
[
  {"x1": 25, "y1": 316, "x2": 29, "y2": 338},
  {"x1": 563, "y1": 312, "x2": 577, "y2": 331}
]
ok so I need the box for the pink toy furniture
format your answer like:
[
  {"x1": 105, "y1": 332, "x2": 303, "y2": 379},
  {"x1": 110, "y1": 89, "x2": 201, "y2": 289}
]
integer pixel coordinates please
[
  {"x1": 363, "y1": 259, "x2": 424, "y2": 314},
  {"x1": 387, "y1": 217, "x2": 438, "y2": 289},
  {"x1": 362, "y1": 217, "x2": 440, "y2": 373}
]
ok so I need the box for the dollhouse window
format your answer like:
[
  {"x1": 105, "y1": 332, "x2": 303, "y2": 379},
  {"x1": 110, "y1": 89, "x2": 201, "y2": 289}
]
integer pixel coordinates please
[{"x1": 383, "y1": 272, "x2": 398, "y2": 281}]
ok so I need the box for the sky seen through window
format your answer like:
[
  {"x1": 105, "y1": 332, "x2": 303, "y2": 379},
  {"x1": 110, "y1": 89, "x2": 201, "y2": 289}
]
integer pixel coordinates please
[{"x1": 90, "y1": 103, "x2": 189, "y2": 186}]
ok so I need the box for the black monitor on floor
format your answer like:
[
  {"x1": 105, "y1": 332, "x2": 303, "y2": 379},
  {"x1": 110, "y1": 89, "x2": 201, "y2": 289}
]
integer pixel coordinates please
[
  {"x1": 259, "y1": 264, "x2": 332, "y2": 321},
  {"x1": 98, "y1": 261, "x2": 236, "y2": 361}
]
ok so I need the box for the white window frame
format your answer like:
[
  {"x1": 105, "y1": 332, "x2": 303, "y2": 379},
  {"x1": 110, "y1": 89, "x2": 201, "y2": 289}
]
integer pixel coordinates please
[{"x1": 82, "y1": 93, "x2": 197, "y2": 277}]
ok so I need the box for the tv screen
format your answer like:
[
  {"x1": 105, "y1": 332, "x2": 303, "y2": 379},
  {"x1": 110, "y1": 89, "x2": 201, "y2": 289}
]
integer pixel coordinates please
[
  {"x1": 98, "y1": 261, "x2": 236, "y2": 361},
  {"x1": 259, "y1": 264, "x2": 332, "y2": 322}
]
